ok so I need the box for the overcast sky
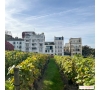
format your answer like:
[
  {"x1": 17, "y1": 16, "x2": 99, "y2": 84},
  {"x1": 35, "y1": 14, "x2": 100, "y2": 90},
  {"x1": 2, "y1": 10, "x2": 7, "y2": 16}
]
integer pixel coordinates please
[{"x1": 5, "y1": 0, "x2": 95, "y2": 48}]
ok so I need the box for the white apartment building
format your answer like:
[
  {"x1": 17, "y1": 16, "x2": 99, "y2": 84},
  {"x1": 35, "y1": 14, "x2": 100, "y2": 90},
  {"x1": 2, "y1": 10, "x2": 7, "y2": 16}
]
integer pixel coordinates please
[
  {"x1": 6, "y1": 31, "x2": 82, "y2": 56},
  {"x1": 69, "y1": 38, "x2": 82, "y2": 56},
  {"x1": 7, "y1": 37, "x2": 25, "y2": 51},
  {"x1": 44, "y1": 42, "x2": 55, "y2": 55},
  {"x1": 22, "y1": 31, "x2": 45, "y2": 53},
  {"x1": 54, "y1": 36, "x2": 64, "y2": 56}
]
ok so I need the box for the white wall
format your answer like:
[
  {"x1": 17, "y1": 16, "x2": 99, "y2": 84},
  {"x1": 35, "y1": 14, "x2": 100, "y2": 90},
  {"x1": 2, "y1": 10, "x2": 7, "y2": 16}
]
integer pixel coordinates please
[{"x1": 7, "y1": 40, "x2": 24, "y2": 51}]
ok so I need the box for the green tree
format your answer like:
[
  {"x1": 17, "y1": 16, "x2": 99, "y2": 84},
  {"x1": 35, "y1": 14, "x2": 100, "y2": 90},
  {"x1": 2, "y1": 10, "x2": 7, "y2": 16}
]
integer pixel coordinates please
[{"x1": 82, "y1": 45, "x2": 95, "y2": 57}]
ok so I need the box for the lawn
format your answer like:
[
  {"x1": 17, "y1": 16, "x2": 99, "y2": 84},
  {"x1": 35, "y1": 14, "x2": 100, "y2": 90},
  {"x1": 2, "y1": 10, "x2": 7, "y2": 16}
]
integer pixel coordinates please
[{"x1": 40, "y1": 58, "x2": 64, "y2": 90}]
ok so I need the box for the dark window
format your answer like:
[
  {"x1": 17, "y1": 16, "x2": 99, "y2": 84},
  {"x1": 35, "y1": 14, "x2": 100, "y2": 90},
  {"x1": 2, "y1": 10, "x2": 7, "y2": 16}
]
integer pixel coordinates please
[
  {"x1": 40, "y1": 43, "x2": 42, "y2": 46},
  {"x1": 45, "y1": 50, "x2": 47, "y2": 52},
  {"x1": 32, "y1": 47, "x2": 37, "y2": 50},
  {"x1": 78, "y1": 49, "x2": 80, "y2": 51},
  {"x1": 50, "y1": 46, "x2": 53, "y2": 49},
  {"x1": 19, "y1": 46, "x2": 21, "y2": 48},
  {"x1": 17, "y1": 42, "x2": 18, "y2": 44},
  {"x1": 20, "y1": 42, "x2": 21, "y2": 44},
  {"x1": 13, "y1": 42, "x2": 15, "y2": 44},
  {"x1": 26, "y1": 40, "x2": 29, "y2": 42},
  {"x1": 32, "y1": 43, "x2": 34, "y2": 46}
]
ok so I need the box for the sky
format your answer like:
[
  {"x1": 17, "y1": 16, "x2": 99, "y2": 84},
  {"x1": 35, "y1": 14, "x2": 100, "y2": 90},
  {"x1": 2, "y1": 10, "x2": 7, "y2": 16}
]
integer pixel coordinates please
[{"x1": 5, "y1": 0, "x2": 95, "y2": 48}]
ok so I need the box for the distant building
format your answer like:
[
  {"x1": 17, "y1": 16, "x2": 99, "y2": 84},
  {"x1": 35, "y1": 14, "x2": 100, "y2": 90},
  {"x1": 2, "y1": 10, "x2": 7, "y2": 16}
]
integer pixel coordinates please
[
  {"x1": 7, "y1": 37, "x2": 24, "y2": 51},
  {"x1": 64, "y1": 43, "x2": 70, "y2": 52},
  {"x1": 22, "y1": 31, "x2": 45, "y2": 53},
  {"x1": 6, "y1": 31, "x2": 82, "y2": 56},
  {"x1": 44, "y1": 42, "x2": 55, "y2": 55},
  {"x1": 64, "y1": 43, "x2": 70, "y2": 55},
  {"x1": 69, "y1": 38, "x2": 82, "y2": 56},
  {"x1": 54, "y1": 36, "x2": 64, "y2": 56},
  {"x1": 5, "y1": 31, "x2": 14, "y2": 51},
  {"x1": 5, "y1": 31, "x2": 14, "y2": 40}
]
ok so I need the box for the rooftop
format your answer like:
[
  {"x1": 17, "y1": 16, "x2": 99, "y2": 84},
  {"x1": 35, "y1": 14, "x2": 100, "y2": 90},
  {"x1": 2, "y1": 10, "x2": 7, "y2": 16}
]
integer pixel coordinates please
[{"x1": 45, "y1": 42, "x2": 55, "y2": 45}]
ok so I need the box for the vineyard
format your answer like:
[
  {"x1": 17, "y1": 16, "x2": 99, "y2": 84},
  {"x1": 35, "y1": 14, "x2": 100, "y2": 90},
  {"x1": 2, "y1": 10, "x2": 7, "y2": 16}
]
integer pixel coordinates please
[{"x1": 5, "y1": 51, "x2": 95, "y2": 90}]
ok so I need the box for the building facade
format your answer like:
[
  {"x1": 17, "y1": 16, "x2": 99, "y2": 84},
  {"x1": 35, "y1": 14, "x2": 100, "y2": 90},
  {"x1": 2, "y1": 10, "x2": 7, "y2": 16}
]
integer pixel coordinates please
[
  {"x1": 44, "y1": 42, "x2": 55, "y2": 55},
  {"x1": 22, "y1": 31, "x2": 45, "y2": 53},
  {"x1": 54, "y1": 36, "x2": 64, "y2": 56},
  {"x1": 6, "y1": 31, "x2": 82, "y2": 56},
  {"x1": 7, "y1": 37, "x2": 25, "y2": 51},
  {"x1": 69, "y1": 38, "x2": 82, "y2": 56}
]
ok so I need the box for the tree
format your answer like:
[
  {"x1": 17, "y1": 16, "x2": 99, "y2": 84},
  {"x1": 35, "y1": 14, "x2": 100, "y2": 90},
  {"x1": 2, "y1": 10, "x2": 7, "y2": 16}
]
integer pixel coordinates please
[{"x1": 82, "y1": 45, "x2": 95, "y2": 57}]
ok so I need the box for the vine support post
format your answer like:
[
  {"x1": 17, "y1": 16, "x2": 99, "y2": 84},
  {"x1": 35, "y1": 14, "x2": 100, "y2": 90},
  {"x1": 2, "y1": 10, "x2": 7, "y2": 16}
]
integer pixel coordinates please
[{"x1": 14, "y1": 67, "x2": 20, "y2": 90}]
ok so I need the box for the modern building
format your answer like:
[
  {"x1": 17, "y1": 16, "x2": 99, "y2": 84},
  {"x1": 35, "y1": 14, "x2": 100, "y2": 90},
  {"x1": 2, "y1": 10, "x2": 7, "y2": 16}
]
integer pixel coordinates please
[
  {"x1": 22, "y1": 31, "x2": 45, "y2": 53},
  {"x1": 6, "y1": 31, "x2": 82, "y2": 56},
  {"x1": 54, "y1": 36, "x2": 64, "y2": 56},
  {"x1": 44, "y1": 42, "x2": 55, "y2": 55},
  {"x1": 69, "y1": 38, "x2": 82, "y2": 56}
]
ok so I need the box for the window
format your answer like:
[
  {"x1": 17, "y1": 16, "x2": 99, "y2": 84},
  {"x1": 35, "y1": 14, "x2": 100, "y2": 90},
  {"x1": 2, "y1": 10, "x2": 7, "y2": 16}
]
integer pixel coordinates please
[
  {"x1": 20, "y1": 42, "x2": 21, "y2": 44},
  {"x1": 26, "y1": 40, "x2": 29, "y2": 42},
  {"x1": 32, "y1": 47, "x2": 37, "y2": 50},
  {"x1": 13, "y1": 42, "x2": 15, "y2": 44},
  {"x1": 19, "y1": 46, "x2": 21, "y2": 49},
  {"x1": 26, "y1": 43, "x2": 29, "y2": 47},
  {"x1": 78, "y1": 49, "x2": 80, "y2": 51},
  {"x1": 17, "y1": 42, "x2": 18, "y2": 44},
  {"x1": 46, "y1": 46, "x2": 50, "y2": 50},
  {"x1": 32, "y1": 43, "x2": 34, "y2": 46},
  {"x1": 40, "y1": 43, "x2": 42, "y2": 46},
  {"x1": 50, "y1": 46, "x2": 53, "y2": 49},
  {"x1": 45, "y1": 50, "x2": 47, "y2": 52}
]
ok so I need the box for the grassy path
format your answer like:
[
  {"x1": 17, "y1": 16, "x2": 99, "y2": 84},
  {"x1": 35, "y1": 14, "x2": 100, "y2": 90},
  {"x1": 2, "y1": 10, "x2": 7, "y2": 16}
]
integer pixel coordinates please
[{"x1": 37, "y1": 58, "x2": 64, "y2": 90}]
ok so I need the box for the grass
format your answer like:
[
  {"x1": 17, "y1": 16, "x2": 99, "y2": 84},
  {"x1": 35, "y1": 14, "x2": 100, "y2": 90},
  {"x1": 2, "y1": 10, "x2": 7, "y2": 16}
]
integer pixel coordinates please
[{"x1": 41, "y1": 58, "x2": 64, "y2": 90}]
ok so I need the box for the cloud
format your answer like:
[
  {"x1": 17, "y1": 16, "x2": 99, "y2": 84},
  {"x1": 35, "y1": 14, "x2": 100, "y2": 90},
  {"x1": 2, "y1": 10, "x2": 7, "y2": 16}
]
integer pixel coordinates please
[{"x1": 5, "y1": 0, "x2": 95, "y2": 48}]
